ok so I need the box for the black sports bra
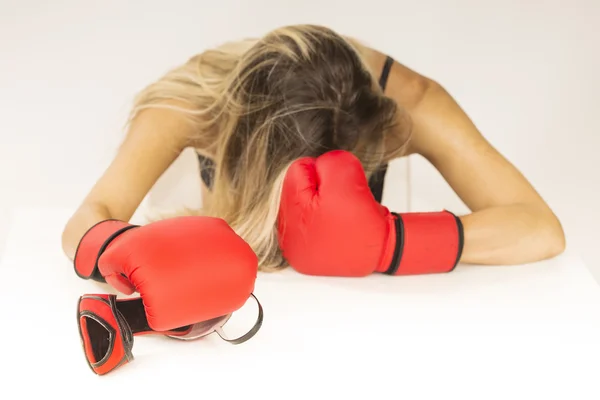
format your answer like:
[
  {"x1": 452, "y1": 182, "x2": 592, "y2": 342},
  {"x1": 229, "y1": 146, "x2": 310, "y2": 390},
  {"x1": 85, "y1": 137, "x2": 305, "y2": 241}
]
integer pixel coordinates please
[{"x1": 197, "y1": 55, "x2": 394, "y2": 204}]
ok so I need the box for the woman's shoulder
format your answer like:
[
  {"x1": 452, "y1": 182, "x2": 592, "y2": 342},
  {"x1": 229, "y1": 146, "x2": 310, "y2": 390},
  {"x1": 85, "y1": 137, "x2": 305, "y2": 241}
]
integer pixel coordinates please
[
  {"x1": 345, "y1": 36, "x2": 431, "y2": 104},
  {"x1": 343, "y1": 37, "x2": 388, "y2": 77}
]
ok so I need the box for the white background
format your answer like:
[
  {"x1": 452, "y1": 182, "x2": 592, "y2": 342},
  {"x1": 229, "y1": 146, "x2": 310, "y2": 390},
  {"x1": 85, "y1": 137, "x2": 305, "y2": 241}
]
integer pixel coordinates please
[{"x1": 1, "y1": 0, "x2": 599, "y2": 283}]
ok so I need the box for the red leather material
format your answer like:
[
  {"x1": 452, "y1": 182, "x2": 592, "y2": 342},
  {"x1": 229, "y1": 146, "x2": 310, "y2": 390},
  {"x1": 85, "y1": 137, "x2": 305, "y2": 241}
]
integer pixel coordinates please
[
  {"x1": 278, "y1": 150, "x2": 395, "y2": 277},
  {"x1": 77, "y1": 294, "x2": 132, "y2": 376},
  {"x1": 73, "y1": 220, "x2": 131, "y2": 279},
  {"x1": 278, "y1": 150, "x2": 462, "y2": 277},
  {"x1": 104, "y1": 274, "x2": 136, "y2": 295},
  {"x1": 97, "y1": 216, "x2": 258, "y2": 332},
  {"x1": 393, "y1": 211, "x2": 462, "y2": 275},
  {"x1": 75, "y1": 216, "x2": 259, "y2": 375}
]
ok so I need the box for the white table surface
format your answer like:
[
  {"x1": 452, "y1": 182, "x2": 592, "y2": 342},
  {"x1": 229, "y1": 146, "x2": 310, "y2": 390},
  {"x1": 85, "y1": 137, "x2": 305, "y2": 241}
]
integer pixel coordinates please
[{"x1": 2, "y1": 207, "x2": 600, "y2": 400}]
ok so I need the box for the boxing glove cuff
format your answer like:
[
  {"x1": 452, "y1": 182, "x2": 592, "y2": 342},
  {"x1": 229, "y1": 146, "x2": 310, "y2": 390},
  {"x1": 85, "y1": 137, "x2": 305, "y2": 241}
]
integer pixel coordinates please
[
  {"x1": 383, "y1": 210, "x2": 464, "y2": 275},
  {"x1": 77, "y1": 293, "x2": 265, "y2": 375},
  {"x1": 73, "y1": 220, "x2": 138, "y2": 282},
  {"x1": 77, "y1": 294, "x2": 134, "y2": 375},
  {"x1": 77, "y1": 294, "x2": 197, "y2": 375}
]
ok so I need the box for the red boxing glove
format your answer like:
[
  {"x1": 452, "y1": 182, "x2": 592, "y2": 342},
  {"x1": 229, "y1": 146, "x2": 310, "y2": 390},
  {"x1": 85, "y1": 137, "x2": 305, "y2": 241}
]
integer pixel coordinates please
[
  {"x1": 278, "y1": 150, "x2": 463, "y2": 277},
  {"x1": 77, "y1": 293, "x2": 263, "y2": 375},
  {"x1": 74, "y1": 216, "x2": 261, "y2": 374}
]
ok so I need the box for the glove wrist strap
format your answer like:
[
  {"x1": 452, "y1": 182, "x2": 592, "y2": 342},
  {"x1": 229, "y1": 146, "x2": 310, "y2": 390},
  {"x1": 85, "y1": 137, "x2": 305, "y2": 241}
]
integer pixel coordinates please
[
  {"x1": 383, "y1": 214, "x2": 404, "y2": 275},
  {"x1": 166, "y1": 293, "x2": 264, "y2": 345},
  {"x1": 384, "y1": 210, "x2": 464, "y2": 276},
  {"x1": 73, "y1": 220, "x2": 137, "y2": 282},
  {"x1": 115, "y1": 297, "x2": 193, "y2": 336},
  {"x1": 214, "y1": 293, "x2": 264, "y2": 345}
]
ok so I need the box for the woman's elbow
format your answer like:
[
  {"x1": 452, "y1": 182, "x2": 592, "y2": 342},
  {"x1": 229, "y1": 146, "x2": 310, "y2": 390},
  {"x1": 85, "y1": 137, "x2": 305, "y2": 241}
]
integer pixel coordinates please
[{"x1": 540, "y1": 212, "x2": 566, "y2": 259}]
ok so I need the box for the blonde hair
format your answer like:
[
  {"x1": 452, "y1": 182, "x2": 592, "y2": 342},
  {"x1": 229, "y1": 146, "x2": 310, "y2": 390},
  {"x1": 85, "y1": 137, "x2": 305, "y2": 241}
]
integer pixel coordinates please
[{"x1": 127, "y1": 24, "x2": 410, "y2": 272}]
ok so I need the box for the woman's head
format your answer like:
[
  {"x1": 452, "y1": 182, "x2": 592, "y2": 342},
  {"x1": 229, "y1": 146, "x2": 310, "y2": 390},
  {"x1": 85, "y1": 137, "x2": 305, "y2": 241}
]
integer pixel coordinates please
[
  {"x1": 131, "y1": 24, "x2": 410, "y2": 271},
  {"x1": 217, "y1": 25, "x2": 398, "y2": 172}
]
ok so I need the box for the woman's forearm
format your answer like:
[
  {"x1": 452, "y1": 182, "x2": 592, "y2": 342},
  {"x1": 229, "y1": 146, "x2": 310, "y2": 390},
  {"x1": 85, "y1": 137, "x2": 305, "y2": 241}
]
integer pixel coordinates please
[
  {"x1": 458, "y1": 204, "x2": 566, "y2": 265},
  {"x1": 61, "y1": 202, "x2": 113, "y2": 261}
]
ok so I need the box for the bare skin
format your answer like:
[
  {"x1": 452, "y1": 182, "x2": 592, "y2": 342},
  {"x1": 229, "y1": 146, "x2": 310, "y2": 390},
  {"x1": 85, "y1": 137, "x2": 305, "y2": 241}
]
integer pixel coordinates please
[
  {"x1": 364, "y1": 48, "x2": 565, "y2": 265},
  {"x1": 62, "y1": 41, "x2": 565, "y2": 266}
]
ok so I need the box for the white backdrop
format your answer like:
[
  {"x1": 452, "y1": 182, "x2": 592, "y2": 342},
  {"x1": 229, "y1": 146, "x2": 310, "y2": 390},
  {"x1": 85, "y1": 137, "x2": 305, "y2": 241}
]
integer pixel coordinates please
[{"x1": 0, "y1": 0, "x2": 599, "y2": 281}]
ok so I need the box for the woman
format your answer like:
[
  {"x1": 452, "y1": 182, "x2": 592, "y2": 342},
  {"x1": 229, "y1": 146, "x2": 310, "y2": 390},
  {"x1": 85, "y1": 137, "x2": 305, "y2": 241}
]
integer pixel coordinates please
[{"x1": 61, "y1": 24, "x2": 565, "y2": 272}]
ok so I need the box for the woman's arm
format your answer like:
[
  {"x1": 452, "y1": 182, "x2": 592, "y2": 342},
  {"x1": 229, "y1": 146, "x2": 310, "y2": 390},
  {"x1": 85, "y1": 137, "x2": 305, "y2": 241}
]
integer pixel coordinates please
[
  {"x1": 61, "y1": 102, "x2": 196, "y2": 260},
  {"x1": 372, "y1": 53, "x2": 565, "y2": 265}
]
